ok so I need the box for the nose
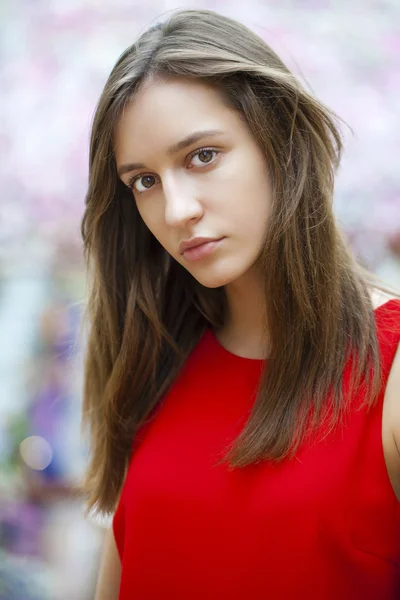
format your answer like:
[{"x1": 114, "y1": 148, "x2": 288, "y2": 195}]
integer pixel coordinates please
[{"x1": 163, "y1": 174, "x2": 203, "y2": 228}]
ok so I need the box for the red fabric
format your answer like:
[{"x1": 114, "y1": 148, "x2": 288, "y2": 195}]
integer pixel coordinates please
[{"x1": 113, "y1": 299, "x2": 400, "y2": 599}]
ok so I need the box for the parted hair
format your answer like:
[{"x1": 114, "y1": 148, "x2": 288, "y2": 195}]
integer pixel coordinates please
[{"x1": 81, "y1": 9, "x2": 383, "y2": 515}]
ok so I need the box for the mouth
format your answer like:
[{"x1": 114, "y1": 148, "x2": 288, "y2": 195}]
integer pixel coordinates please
[
  {"x1": 181, "y1": 237, "x2": 225, "y2": 262},
  {"x1": 179, "y1": 237, "x2": 221, "y2": 254}
]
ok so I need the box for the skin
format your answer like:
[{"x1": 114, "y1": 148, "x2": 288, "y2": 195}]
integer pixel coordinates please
[
  {"x1": 114, "y1": 74, "x2": 399, "y2": 472},
  {"x1": 94, "y1": 290, "x2": 400, "y2": 600},
  {"x1": 114, "y1": 75, "x2": 271, "y2": 359},
  {"x1": 106, "y1": 78, "x2": 400, "y2": 599}
]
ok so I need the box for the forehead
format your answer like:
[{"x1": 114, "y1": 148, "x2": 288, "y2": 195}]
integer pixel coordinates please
[{"x1": 113, "y1": 77, "x2": 239, "y2": 162}]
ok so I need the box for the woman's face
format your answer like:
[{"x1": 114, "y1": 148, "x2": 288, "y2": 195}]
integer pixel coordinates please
[{"x1": 114, "y1": 76, "x2": 272, "y2": 289}]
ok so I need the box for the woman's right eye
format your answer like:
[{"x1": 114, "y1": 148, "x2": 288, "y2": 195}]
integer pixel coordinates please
[{"x1": 128, "y1": 174, "x2": 157, "y2": 194}]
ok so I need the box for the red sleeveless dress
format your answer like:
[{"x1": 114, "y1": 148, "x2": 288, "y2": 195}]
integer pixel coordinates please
[{"x1": 113, "y1": 299, "x2": 400, "y2": 599}]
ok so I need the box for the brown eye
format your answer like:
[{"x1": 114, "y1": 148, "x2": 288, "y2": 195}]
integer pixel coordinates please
[
  {"x1": 190, "y1": 148, "x2": 219, "y2": 167},
  {"x1": 130, "y1": 174, "x2": 157, "y2": 194},
  {"x1": 198, "y1": 149, "x2": 214, "y2": 163},
  {"x1": 141, "y1": 176, "x2": 155, "y2": 188}
]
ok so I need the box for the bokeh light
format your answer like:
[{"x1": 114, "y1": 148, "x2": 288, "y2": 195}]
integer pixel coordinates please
[{"x1": 20, "y1": 435, "x2": 53, "y2": 471}]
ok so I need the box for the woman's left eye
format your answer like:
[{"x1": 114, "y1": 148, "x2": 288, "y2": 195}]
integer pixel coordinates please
[{"x1": 189, "y1": 147, "x2": 219, "y2": 167}]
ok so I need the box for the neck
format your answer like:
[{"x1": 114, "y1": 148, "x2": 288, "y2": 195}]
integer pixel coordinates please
[{"x1": 216, "y1": 267, "x2": 270, "y2": 359}]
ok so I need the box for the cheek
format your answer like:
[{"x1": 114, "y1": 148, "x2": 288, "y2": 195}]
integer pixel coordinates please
[
  {"x1": 247, "y1": 168, "x2": 272, "y2": 224},
  {"x1": 223, "y1": 154, "x2": 271, "y2": 219},
  {"x1": 237, "y1": 188, "x2": 271, "y2": 244},
  {"x1": 227, "y1": 187, "x2": 270, "y2": 234}
]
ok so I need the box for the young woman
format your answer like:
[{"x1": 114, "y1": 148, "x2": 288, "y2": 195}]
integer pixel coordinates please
[{"x1": 80, "y1": 9, "x2": 400, "y2": 600}]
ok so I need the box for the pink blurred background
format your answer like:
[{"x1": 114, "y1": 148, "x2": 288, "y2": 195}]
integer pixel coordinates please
[{"x1": 1, "y1": 1, "x2": 399, "y2": 598}]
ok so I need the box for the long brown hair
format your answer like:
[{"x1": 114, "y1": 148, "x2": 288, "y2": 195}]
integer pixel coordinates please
[{"x1": 81, "y1": 8, "x2": 386, "y2": 515}]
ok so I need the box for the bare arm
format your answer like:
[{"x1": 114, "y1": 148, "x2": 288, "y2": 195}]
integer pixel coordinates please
[
  {"x1": 94, "y1": 525, "x2": 122, "y2": 600},
  {"x1": 383, "y1": 340, "x2": 400, "y2": 502}
]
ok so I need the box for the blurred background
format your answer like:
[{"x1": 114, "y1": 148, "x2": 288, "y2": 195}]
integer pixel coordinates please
[{"x1": 1, "y1": 0, "x2": 400, "y2": 598}]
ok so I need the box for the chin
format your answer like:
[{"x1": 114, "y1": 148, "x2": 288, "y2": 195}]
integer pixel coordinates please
[{"x1": 189, "y1": 266, "x2": 243, "y2": 289}]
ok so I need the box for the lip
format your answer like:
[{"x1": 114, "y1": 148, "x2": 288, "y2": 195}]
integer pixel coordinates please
[
  {"x1": 179, "y1": 236, "x2": 222, "y2": 254},
  {"x1": 181, "y1": 238, "x2": 225, "y2": 262}
]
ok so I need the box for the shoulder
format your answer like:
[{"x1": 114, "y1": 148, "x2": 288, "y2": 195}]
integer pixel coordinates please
[
  {"x1": 373, "y1": 288, "x2": 400, "y2": 501},
  {"x1": 382, "y1": 341, "x2": 400, "y2": 501}
]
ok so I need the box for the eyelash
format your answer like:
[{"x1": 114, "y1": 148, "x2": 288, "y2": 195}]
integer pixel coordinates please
[{"x1": 126, "y1": 146, "x2": 220, "y2": 194}]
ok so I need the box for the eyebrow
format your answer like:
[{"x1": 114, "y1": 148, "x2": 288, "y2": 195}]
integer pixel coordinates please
[{"x1": 117, "y1": 129, "x2": 225, "y2": 178}]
